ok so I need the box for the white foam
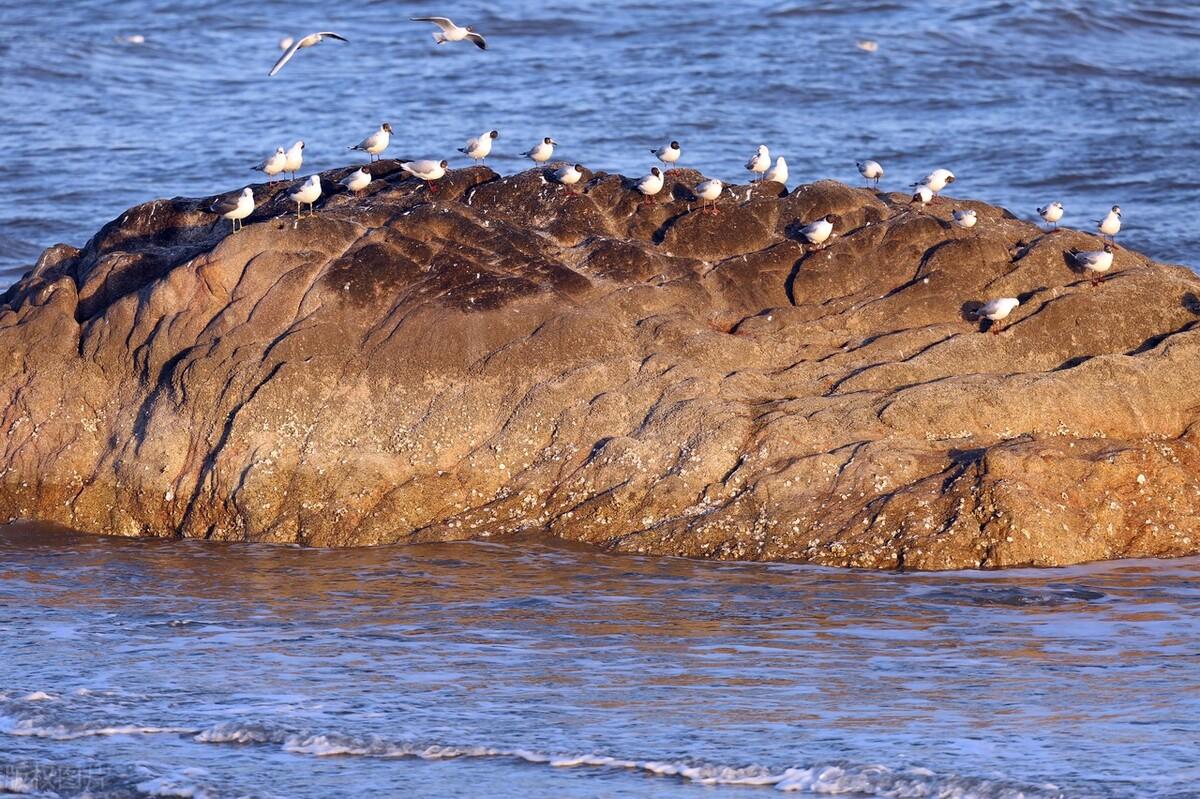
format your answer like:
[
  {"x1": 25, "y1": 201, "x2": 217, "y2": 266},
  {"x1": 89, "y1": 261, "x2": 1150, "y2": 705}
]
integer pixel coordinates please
[
  {"x1": 0, "y1": 775, "x2": 35, "y2": 794},
  {"x1": 5, "y1": 718, "x2": 194, "y2": 740},
  {"x1": 21, "y1": 692, "x2": 53, "y2": 702}
]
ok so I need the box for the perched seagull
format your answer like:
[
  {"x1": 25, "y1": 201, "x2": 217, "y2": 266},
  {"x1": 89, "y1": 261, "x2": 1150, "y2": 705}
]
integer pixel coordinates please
[
  {"x1": 693, "y1": 178, "x2": 724, "y2": 215},
  {"x1": 799, "y1": 215, "x2": 835, "y2": 249},
  {"x1": 857, "y1": 159, "x2": 884, "y2": 187},
  {"x1": 1070, "y1": 244, "x2": 1114, "y2": 286},
  {"x1": 411, "y1": 17, "x2": 488, "y2": 50},
  {"x1": 341, "y1": 167, "x2": 372, "y2": 193},
  {"x1": 459, "y1": 130, "x2": 499, "y2": 164},
  {"x1": 653, "y1": 141, "x2": 681, "y2": 169},
  {"x1": 764, "y1": 156, "x2": 788, "y2": 186},
  {"x1": 1038, "y1": 201, "x2": 1064, "y2": 229},
  {"x1": 1096, "y1": 205, "x2": 1122, "y2": 241},
  {"x1": 912, "y1": 184, "x2": 934, "y2": 205},
  {"x1": 952, "y1": 208, "x2": 977, "y2": 229},
  {"x1": 284, "y1": 140, "x2": 304, "y2": 179},
  {"x1": 402, "y1": 159, "x2": 449, "y2": 191},
  {"x1": 252, "y1": 147, "x2": 287, "y2": 182},
  {"x1": 269, "y1": 32, "x2": 348, "y2": 77},
  {"x1": 523, "y1": 137, "x2": 558, "y2": 164},
  {"x1": 635, "y1": 167, "x2": 664, "y2": 205},
  {"x1": 746, "y1": 145, "x2": 770, "y2": 182},
  {"x1": 552, "y1": 164, "x2": 585, "y2": 193},
  {"x1": 916, "y1": 168, "x2": 955, "y2": 196},
  {"x1": 350, "y1": 123, "x2": 393, "y2": 161},
  {"x1": 976, "y1": 298, "x2": 1020, "y2": 335},
  {"x1": 288, "y1": 175, "x2": 322, "y2": 219},
  {"x1": 856, "y1": 39, "x2": 879, "y2": 52},
  {"x1": 210, "y1": 187, "x2": 255, "y2": 233}
]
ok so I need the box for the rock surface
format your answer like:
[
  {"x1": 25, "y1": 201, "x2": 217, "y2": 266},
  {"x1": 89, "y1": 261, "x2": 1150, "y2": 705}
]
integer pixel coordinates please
[{"x1": 2, "y1": 161, "x2": 1199, "y2": 569}]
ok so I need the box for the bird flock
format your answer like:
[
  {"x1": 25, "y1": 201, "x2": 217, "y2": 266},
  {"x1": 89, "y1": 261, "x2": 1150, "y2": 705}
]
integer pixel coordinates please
[{"x1": 207, "y1": 15, "x2": 1128, "y2": 336}]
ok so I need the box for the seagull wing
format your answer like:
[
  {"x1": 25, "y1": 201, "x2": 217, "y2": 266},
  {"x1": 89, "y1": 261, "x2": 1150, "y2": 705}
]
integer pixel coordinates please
[
  {"x1": 316, "y1": 32, "x2": 348, "y2": 42},
  {"x1": 466, "y1": 32, "x2": 488, "y2": 50},
  {"x1": 411, "y1": 17, "x2": 455, "y2": 31},
  {"x1": 269, "y1": 39, "x2": 303, "y2": 76},
  {"x1": 209, "y1": 194, "x2": 240, "y2": 214}
]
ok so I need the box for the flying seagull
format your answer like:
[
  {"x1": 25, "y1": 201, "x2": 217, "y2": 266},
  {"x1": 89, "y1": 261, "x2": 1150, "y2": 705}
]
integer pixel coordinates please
[
  {"x1": 411, "y1": 17, "x2": 488, "y2": 49},
  {"x1": 269, "y1": 32, "x2": 349, "y2": 77}
]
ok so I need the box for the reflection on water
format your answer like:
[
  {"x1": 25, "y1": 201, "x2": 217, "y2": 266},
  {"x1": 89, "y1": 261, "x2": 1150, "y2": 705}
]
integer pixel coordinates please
[{"x1": 1, "y1": 523, "x2": 1198, "y2": 797}]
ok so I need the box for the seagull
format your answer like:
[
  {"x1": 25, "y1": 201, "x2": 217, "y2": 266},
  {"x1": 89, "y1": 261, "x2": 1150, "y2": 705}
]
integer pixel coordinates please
[
  {"x1": 210, "y1": 187, "x2": 255, "y2": 233},
  {"x1": 341, "y1": 167, "x2": 371, "y2": 193},
  {"x1": 252, "y1": 147, "x2": 287, "y2": 182},
  {"x1": 653, "y1": 141, "x2": 681, "y2": 169},
  {"x1": 1038, "y1": 201, "x2": 1064, "y2": 229},
  {"x1": 912, "y1": 184, "x2": 934, "y2": 206},
  {"x1": 284, "y1": 141, "x2": 304, "y2": 179},
  {"x1": 857, "y1": 159, "x2": 884, "y2": 188},
  {"x1": 402, "y1": 159, "x2": 449, "y2": 192},
  {"x1": 914, "y1": 169, "x2": 956, "y2": 197},
  {"x1": 694, "y1": 178, "x2": 724, "y2": 215},
  {"x1": 746, "y1": 145, "x2": 770, "y2": 182},
  {"x1": 799, "y1": 215, "x2": 835, "y2": 249},
  {"x1": 552, "y1": 164, "x2": 585, "y2": 193},
  {"x1": 350, "y1": 123, "x2": 393, "y2": 161},
  {"x1": 1096, "y1": 205, "x2": 1122, "y2": 241},
  {"x1": 1070, "y1": 244, "x2": 1114, "y2": 286},
  {"x1": 976, "y1": 298, "x2": 1019, "y2": 335},
  {"x1": 411, "y1": 17, "x2": 488, "y2": 50},
  {"x1": 279, "y1": 36, "x2": 294, "y2": 51},
  {"x1": 288, "y1": 175, "x2": 322, "y2": 219},
  {"x1": 764, "y1": 156, "x2": 788, "y2": 186},
  {"x1": 952, "y1": 208, "x2": 977, "y2": 229},
  {"x1": 269, "y1": 32, "x2": 348, "y2": 77},
  {"x1": 523, "y1": 137, "x2": 557, "y2": 164},
  {"x1": 459, "y1": 130, "x2": 499, "y2": 164},
  {"x1": 635, "y1": 167, "x2": 664, "y2": 205},
  {"x1": 856, "y1": 40, "x2": 879, "y2": 52}
]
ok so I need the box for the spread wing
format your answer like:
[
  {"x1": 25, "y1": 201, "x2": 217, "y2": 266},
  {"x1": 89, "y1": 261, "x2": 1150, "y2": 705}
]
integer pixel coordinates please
[
  {"x1": 411, "y1": 17, "x2": 455, "y2": 31},
  {"x1": 269, "y1": 40, "x2": 302, "y2": 76},
  {"x1": 316, "y1": 32, "x2": 348, "y2": 42},
  {"x1": 466, "y1": 32, "x2": 487, "y2": 50}
]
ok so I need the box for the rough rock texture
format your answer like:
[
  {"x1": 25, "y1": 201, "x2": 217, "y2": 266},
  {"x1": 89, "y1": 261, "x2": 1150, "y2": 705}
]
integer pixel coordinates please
[{"x1": 3, "y1": 161, "x2": 1200, "y2": 569}]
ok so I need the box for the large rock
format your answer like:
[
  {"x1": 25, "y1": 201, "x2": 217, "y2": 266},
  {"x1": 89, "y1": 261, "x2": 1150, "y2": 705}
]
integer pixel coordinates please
[{"x1": 2, "y1": 162, "x2": 1198, "y2": 569}]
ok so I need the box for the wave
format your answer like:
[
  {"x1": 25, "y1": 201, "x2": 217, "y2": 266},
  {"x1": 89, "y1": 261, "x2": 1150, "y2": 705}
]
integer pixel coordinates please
[{"x1": 1, "y1": 716, "x2": 195, "y2": 741}]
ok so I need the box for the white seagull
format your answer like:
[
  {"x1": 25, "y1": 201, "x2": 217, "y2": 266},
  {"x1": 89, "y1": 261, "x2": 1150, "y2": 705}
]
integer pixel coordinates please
[
  {"x1": 694, "y1": 178, "x2": 724, "y2": 215},
  {"x1": 552, "y1": 164, "x2": 585, "y2": 193},
  {"x1": 912, "y1": 184, "x2": 934, "y2": 205},
  {"x1": 1038, "y1": 201, "x2": 1064, "y2": 229},
  {"x1": 279, "y1": 36, "x2": 294, "y2": 51},
  {"x1": 952, "y1": 209, "x2": 977, "y2": 229},
  {"x1": 269, "y1": 32, "x2": 348, "y2": 77},
  {"x1": 459, "y1": 130, "x2": 499, "y2": 164},
  {"x1": 857, "y1": 159, "x2": 884, "y2": 187},
  {"x1": 635, "y1": 167, "x2": 664, "y2": 205},
  {"x1": 252, "y1": 147, "x2": 287, "y2": 182},
  {"x1": 799, "y1": 215, "x2": 836, "y2": 249},
  {"x1": 856, "y1": 40, "x2": 879, "y2": 52},
  {"x1": 350, "y1": 123, "x2": 393, "y2": 161},
  {"x1": 977, "y1": 298, "x2": 1019, "y2": 335},
  {"x1": 764, "y1": 156, "x2": 788, "y2": 186},
  {"x1": 523, "y1": 137, "x2": 558, "y2": 163},
  {"x1": 653, "y1": 141, "x2": 681, "y2": 169},
  {"x1": 341, "y1": 168, "x2": 372, "y2": 193},
  {"x1": 284, "y1": 140, "x2": 304, "y2": 179},
  {"x1": 210, "y1": 187, "x2": 255, "y2": 233},
  {"x1": 914, "y1": 168, "x2": 955, "y2": 200},
  {"x1": 746, "y1": 145, "x2": 770, "y2": 182},
  {"x1": 1070, "y1": 244, "x2": 1114, "y2": 286},
  {"x1": 1096, "y1": 205, "x2": 1122, "y2": 241},
  {"x1": 411, "y1": 17, "x2": 488, "y2": 50},
  {"x1": 288, "y1": 175, "x2": 322, "y2": 219},
  {"x1": 402, "y1": 159, "x2": 449, "y2": 191}
]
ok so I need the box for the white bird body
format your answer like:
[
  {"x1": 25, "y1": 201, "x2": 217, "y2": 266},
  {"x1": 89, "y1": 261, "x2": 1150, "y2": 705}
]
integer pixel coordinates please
[
  {"x1": 746, "y1": 145, "x2": 770, "y2": 179},
  {"x1": 459, "y1": 130, "x2": 498, "y2": 162},
  {"x1": 524, "y1": 137, "x2": 557, "y2": 163},
  {"x1": 979, "y1": 297, "x2": 1019, "y2": 321},
  {"x1": 210, "y1": 187, "x2": 255, "y2": 231},
  {"x1": 912, "y1": 184, "x2": 934, "y2": 205},
  {"x1": 288, "y1": 176, "x2": 322, "y2": 217},
  {"x1": 800, "y1": 216, "x2": 835, "y2": 247},
  {"x1": 653, "y1": 141, "x2": 681, "y2": 167},
  {"x1": 856, "y1": 39, "x2": 879, "y2": 52},
  {"x1": 252, "y1": 147, "x2": 287, "y2": 181},
  {"x1": 269, "y1": 32, "x2": 348, "y2": 77},
  {"x1": 921, "y1": 168, "x2": 956, "y2": 194},
  {"x1": 1072, "y1": 245, "x2": 1114, "y2": 274},
  {"x1": 1039, "y1": 201, "x2": 1064, "y2": 226},
  {"x1": 284, "y1": 141, "x2": 304, "y2": 176},
  {"x1": 695, "y1": 179, "x2": 723, "y2": 202},
  {"x1": 952, "y1": 209, "x2": 977, "y2": 229},
  {"x1": 764, "y1": 156, "x2": 788, "y2": 186},
  {"x1": 636, "y1": 167, "x2": 664, "y2": 199},
  {"x1": 857, "y1": 159, "x2": 884, "y2": 186},
  {"x1": 352, "y1": 123, "x2": 393, "y2": 160},
  {"x1": 341, "y1": 168, "x2": 371, "y2": 192},
  {"x1": 411, "y1": 17, "x2": 488, "y2": 49},
  {"x1": 403, "y1": 159, "x2": 449, "y2": 182},
  {"x1": 553, "y1": 164, "x2": 585, "y2": 189},
  {"x1": 1097, "y1": 206, "x2": 1122, "y2": 238}
]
